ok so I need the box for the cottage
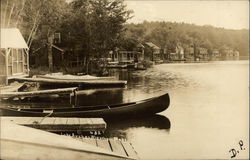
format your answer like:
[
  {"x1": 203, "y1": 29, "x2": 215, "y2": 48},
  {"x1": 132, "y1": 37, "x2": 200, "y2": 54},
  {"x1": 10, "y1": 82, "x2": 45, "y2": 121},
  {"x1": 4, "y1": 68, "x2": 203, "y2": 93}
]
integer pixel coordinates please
[
  {"x1": 161, "y1": 48, "x2": 168, "y2": 61},
  {"x1": 184, "y1": 44, "x2": 195, "y2": 61},
  {"x1": 212, "y1": 49, "x2": 220, "y2": 57},
  {"x1": 220, "y1": 48, "x2": 240, "y2": 60},
  {"x1": 198, "y1": 47, "x2": 208, "y2": 56},
  {"x1": 108, "y1": 44, "x2": 145, "y2": 65},
  {"x1": 0, "y1": 28, "x2": 29, "y2": 85},
  {"x1": 170, "y1": 44, "x2": 185, "y2": 61},
  {"x1": 233, "y1": 50, "x2": 240, "y2": 57},
  {"x1": 118, "y1": 50, "x2": 136, "y2": 63},
  {"x1": 222, "y1": 48, "x2": 234, "y2": 57},
  {"x1": 144, "y1": 42, "x2": 161, "y2": 62}
]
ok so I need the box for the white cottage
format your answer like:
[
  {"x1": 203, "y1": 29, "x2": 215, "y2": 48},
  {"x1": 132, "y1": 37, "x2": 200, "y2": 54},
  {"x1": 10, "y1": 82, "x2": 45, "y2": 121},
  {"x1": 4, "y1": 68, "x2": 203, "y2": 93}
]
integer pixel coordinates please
[{"x1": 0, "y1": 28, "x2": 29, "y2": 85}]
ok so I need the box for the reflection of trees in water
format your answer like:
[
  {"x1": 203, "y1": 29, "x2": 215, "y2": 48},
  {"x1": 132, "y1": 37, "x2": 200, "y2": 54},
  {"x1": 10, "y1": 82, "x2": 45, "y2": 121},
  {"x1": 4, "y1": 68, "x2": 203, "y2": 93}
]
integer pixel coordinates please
[
  {"x1": 104, "y1": 115, "x2": 171, "y2": 139},
  {"x1": 109, "y1": 67, "x2": 194, "y2": 94},
  {"x1": 108, "y1": 68, "x2": 134, "y2": 81},
  {"x1": 77, "y1": 89, "x2": 123, "y2": 106}
]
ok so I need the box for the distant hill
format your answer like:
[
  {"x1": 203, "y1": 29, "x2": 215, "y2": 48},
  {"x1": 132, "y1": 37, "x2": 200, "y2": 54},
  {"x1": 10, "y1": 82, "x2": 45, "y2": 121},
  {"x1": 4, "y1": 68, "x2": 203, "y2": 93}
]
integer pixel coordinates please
[{"x1": 122, "y1": 21, "x2": 249, "y2": 58}]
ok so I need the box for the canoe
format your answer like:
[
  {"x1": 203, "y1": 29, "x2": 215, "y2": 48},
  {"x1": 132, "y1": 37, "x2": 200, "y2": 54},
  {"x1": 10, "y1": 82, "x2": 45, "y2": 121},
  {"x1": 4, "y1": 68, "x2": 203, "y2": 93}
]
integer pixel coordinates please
[
  {"x1": 1, "y1": 121, "x2": 137, "y2": 160},
  {"x1": 0, "y1": 93, "x2": 170, "y2": 118}
]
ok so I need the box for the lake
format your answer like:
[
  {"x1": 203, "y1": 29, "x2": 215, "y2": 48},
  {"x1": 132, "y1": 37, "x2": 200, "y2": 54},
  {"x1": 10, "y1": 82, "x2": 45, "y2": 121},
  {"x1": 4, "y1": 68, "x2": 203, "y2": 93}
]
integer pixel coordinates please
[
  {"x1": 91, "y1": 61, "x2": 248, "y2": 159},
  {"x1": 1, "y1": 60, "x2": 249, "y2": 159}
]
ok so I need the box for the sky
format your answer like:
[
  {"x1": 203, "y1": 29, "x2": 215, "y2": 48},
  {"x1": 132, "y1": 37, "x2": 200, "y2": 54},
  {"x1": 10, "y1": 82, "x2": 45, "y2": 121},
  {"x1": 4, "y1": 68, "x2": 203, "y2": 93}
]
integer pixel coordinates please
[{"x1": 125, "y1": 0, "x2": 249, "y2": 30}]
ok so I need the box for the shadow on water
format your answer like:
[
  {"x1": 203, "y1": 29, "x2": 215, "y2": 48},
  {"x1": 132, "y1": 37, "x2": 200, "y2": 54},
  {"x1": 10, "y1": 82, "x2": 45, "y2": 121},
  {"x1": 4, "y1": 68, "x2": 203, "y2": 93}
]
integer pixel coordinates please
[
  {"x1": 103, "y1": 114, "x2": 171, "y2": 139},
  {"x1": 0, "y1": 96, "x2": 72, "y2": 108}
]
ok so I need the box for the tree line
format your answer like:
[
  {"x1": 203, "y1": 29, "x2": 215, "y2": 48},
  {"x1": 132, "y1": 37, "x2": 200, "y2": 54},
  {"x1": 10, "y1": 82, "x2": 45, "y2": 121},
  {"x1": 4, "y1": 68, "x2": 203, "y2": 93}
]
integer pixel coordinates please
[
  {"x1": 122, "y1": 21, "x2": 249, "y2": 57},
  {"x1": 1, "y1": 0, "x2": 132, "y2": 57},
  {"x1": 1, "y1": 0, "x2": 248, "y2": 62}
]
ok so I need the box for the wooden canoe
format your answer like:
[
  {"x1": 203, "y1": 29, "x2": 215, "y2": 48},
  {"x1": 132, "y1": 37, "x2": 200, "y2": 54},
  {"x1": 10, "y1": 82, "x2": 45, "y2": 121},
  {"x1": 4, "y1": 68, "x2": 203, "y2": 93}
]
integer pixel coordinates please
[
  {"x1": 1, "y1": 121, "x2": 136, "y2": 160},
  {"x1": 0, "y1": 93, "x2": 170, "y2": 118}
]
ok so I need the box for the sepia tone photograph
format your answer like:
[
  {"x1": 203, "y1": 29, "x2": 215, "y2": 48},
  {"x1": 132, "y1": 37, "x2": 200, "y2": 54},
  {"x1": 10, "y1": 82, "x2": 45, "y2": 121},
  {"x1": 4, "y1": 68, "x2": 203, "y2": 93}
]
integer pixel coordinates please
[{"x1": 0, "y1": 0, "x2": 249, "y2": 159}]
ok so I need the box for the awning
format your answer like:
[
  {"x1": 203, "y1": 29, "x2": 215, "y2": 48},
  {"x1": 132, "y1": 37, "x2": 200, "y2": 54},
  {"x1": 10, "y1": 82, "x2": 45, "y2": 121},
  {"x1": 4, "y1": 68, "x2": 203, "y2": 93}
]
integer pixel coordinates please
[{"x1": 0, "y1": 28, "x2": 29, "y2": 49}]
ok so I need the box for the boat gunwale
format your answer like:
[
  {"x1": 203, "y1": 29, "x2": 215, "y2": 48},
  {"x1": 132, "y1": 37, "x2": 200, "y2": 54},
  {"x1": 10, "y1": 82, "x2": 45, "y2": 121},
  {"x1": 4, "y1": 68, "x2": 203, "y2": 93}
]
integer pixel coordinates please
[{"x1": 1, "y1": 93, "x2": 169, "y2": 114}]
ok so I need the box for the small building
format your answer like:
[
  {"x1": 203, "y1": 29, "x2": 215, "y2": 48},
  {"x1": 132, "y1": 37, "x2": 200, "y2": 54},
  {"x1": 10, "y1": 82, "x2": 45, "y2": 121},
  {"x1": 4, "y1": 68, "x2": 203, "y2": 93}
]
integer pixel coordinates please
[
  {"x1": 144, "y1": 42, "x2": 161, "y2": 62},
  {"x1": 0, "y1": 28, "x2": 29, "y2": 85},
  {"x1": 170, "y1": 44, "x2": 185, "y2": 61},
  {"x1": 220, "y1": 48, "x2": 240, "y2": 60},
  {"x1": 184, "y1": 44, "x2": 195, "y2": 61},
  {"x1": 233, "y1": 50, "x2": 240, "y2": 57},
  {"x1": 161, "y1": 48, "x2": 168, "y2": 61},
  {"x1": 108, "y1": 44, "x2": 145, "y2": 64},
  {"x1": 198, "y1": 47, "x2": 208, "y2": 56},
  {"x1": 196, "y1": 47, "x2": 208, "y2": 60},
  {"x1": 210, "y1": 49, "x2": 220, "y2": 61},
  {"x1": 222, "y1": 48, "x2": 234, "y2": 57},
  {"x1": 211, "y1": 49, "x2": 220, "y2": 57},
  {"x1": 118, "y1": 50, "x2": 136, "y2": 63}
]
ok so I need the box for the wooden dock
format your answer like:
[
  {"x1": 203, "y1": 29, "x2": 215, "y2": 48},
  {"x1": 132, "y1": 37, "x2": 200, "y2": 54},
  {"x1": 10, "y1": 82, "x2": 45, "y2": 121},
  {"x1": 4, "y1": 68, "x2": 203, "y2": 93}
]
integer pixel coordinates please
[
  {"x1": 11, "y1": 77, "x2": 127, "y2": 88},
  {"x1": 1, "y1": 121, "x2": 138, "y2": 160},
  {"x1": 1, "y1": 117, "x2": 106, "y2": 133},
  {"x1": 72, "y1": 136, "x2": 139, "y2": 160},
  {"x1": 0, "y1": 87, "x2": 77, "y2": 99}
]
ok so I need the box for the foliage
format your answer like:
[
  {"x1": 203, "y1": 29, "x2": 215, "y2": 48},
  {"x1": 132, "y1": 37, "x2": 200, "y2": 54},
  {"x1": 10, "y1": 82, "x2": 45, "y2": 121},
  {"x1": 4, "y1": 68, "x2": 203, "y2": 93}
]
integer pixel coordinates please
[
  {"x1": 60, "y1": 0, "x2": 133, "y2": 58},
  {"x1": 123, "y1": 21, "x2": 249, "y2": 57},
  {"x1": 1, "y1": 0, "x2": 248, "y2": 65}
]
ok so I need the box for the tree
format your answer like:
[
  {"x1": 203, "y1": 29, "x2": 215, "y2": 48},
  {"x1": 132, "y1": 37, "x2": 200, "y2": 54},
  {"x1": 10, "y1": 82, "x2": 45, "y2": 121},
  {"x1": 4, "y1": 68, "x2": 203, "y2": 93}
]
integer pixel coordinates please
[{"x1": 60, "y1": 0, "x2": 132, "y2": 69}]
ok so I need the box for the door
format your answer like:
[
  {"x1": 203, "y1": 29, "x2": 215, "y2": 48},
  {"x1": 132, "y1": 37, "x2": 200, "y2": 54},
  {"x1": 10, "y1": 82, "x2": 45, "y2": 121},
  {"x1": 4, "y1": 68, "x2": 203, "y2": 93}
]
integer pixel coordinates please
[{"x1": 12, "y1": 49, "x2": 24, "y2": 75}]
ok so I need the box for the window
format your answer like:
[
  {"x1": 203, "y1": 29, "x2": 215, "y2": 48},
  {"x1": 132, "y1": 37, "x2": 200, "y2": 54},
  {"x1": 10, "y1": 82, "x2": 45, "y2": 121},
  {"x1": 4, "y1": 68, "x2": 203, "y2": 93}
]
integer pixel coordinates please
[
  {"x1": 12, "y1": 49, "x2": 24, "y2": 74},
  {"x1": 54, "y1": 33, "x2": 61, "y2": 44}
]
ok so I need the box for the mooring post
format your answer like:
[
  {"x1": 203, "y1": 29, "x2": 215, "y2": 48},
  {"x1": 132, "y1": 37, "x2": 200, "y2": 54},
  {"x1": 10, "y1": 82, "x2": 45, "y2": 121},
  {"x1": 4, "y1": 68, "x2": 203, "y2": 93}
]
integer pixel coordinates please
[
  {"x1": 69, "y1": 93, "x2": 72, "y2": 105},
  {"x1": 74, "y1": 90, "x2": 77, "y2": 107}
]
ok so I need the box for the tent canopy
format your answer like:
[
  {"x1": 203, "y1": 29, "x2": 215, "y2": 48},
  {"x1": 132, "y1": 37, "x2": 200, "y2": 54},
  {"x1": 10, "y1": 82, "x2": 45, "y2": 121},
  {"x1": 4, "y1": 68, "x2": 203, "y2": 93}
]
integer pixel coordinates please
[{"x1": 0, "y1": 28, "x2": 29, "y2": 49}]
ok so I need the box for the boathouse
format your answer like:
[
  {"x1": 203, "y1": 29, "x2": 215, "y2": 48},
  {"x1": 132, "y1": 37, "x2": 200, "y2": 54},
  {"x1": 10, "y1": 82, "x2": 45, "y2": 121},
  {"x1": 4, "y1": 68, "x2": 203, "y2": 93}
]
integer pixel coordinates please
[
  {"x1": 0, "y1": 28, "x2": 29, "y2": 85},
  {"x1": 144, "y1": 42, "x2": 161, "y2": 63},
  {"x1": 108, "y1": 44, "x2": 145, "y2": 64}
]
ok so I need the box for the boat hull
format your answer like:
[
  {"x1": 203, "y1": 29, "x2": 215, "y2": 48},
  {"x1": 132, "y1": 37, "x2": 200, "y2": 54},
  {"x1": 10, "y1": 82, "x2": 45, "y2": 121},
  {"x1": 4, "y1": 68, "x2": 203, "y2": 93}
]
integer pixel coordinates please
[{"x1": 0, "y1": 93, "x2": 170, "y2": 118}]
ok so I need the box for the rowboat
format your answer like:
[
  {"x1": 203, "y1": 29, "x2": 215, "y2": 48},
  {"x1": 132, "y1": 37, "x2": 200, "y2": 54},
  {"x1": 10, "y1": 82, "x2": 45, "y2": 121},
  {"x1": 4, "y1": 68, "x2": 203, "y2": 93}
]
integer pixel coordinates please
[
  {"x1": 36, "y1": 74, "x2": 116, "y2": 81},
  {"x1": 1, "y1": 121, "x2": 137, "y2": 160},
  {"x1": 0, "y1": 87, "x2": 77, "y2": 99},
  {"x1": 0, "y1": 82, "x2": 24, "y2": 93},
  {"x1": 0, "y1": 93, "x2": 170, "y2": 118}
]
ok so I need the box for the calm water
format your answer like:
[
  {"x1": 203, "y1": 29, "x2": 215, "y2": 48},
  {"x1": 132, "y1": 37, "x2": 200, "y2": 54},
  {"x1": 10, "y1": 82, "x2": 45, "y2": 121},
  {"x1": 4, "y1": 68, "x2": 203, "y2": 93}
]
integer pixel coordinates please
[
  {"x1": 101, "y1": 61, "x2": 248, "y2": 160},
  {"x1": 2, "y1": 61, "x2": 249, "y2": 159}
]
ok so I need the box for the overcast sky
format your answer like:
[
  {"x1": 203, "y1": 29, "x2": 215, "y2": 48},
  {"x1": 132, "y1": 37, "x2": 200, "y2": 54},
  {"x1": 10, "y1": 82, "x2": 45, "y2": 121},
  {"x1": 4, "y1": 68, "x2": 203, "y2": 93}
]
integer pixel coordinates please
[{"x1": 125, "y1": 0, "x2": 249, "y2": 30}]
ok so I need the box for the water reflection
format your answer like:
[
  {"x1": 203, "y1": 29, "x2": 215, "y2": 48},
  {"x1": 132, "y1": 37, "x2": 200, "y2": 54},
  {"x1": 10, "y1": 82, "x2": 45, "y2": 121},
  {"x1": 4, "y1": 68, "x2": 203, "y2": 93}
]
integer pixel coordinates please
[
  {"x1": 1, "y1": 61, "x2": 248, "y2": 159},
  {"x1": 77, "y1": 88, "x2": 124, "y2": 106},
  {"x1": 104, "y1": 114, "x2": 171, "y2": 139}
]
